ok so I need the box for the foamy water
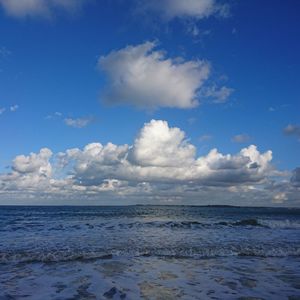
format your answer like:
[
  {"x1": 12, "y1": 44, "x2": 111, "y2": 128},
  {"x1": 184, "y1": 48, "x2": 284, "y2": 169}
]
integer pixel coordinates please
[{"x1": 0, "y1": 205, "x2": 299, "y2": 299}]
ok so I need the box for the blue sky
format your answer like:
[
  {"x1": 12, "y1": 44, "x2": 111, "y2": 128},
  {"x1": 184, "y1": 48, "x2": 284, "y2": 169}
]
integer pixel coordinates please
[{"x1": 0, "y1": 0, "x2": 299, "y2": 205}]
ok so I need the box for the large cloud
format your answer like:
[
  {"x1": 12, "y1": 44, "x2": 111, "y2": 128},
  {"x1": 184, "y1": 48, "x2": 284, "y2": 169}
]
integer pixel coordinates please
[
  {"x1": 98, "y1": 42, "x2": 211, "y2": 109},
  {"x1": 137, "y1": 0, "x2": 229, "y2": 20},
  {"x1": 2, "y1": 119, "x2": 294, "y2": 206},
  {"x1": 56, "y1": 120, "x2": 273, "y2": 187},
  {"x1": 0, "y1": 0, "x2": 84, "y2": 18},
  {"x1": 1, "y1": 120, "x2": 298, "y2": 205}
]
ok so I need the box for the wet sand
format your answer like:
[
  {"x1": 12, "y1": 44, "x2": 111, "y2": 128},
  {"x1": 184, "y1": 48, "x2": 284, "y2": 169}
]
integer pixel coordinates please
[{"x1": 1, "y1": 256, "x2": 300, "y2": 299}]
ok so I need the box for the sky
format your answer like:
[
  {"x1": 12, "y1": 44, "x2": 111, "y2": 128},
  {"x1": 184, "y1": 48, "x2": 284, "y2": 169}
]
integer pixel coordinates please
[{"x1": 0, "y1": 0, "x2": 299, "y2": 206}]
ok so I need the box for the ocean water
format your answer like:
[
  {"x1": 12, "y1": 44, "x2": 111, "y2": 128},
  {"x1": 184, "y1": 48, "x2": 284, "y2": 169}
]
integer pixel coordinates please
[{"x1": 0, "y1": 205, "x2": 299, "y2": 299}]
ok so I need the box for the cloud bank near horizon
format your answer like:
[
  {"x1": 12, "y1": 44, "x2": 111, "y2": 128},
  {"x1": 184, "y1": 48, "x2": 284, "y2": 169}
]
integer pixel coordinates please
[{"x1": 0, "y1": 120, "x2": 298, "y2": 206}]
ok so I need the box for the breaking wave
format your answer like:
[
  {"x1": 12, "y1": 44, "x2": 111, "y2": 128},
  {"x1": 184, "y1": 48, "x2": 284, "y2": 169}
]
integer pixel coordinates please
[
  {"x1": 24, "y1": 218, "x2": 299, "y2": 232},
  {"x1": 1, "y1": 243, "x2": 300, "y2": 264},
  {"x1": 101, "y1": 218, "x2": 300, "y2": 230}
]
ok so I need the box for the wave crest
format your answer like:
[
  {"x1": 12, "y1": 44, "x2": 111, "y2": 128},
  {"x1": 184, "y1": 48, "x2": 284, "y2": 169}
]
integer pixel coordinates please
[{"x1": 1, "y1": 243, "x2": 299, "y2": 264}]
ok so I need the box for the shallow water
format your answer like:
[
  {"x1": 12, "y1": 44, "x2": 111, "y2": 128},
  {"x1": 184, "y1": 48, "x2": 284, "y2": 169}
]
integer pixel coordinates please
[{"x1": 0, "y1": 205, "x2": 299, "y2": 299}]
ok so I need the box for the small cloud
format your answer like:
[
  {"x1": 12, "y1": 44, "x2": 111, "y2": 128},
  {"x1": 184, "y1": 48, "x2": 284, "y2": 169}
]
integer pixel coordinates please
[
  {"x1": 137, "y1": 0, "x2": 230, "y2": 21},
  {"x1": 45, "y1": 111, "x2": 93, "y2": 128},
  {"x1": 187, "y1": 25, "x2": 211, "y2": 38},
  {"x1": 188, "y1": 24, "x2": 200, "y2": 37},
  {"x1": 268, "y1": 104, "x2": 289, "y2": 112},
  {"x1": 45, "y1": 111, "x2": 63, "y2": 120},
  {"x1": 64, "y1": 117, "x2": 92, "y2": 128},
  {"x1": 46, "y1": 112, "x2": 93, "y2": 128},
  {"x1": 219, "y1": 74, "x2": 229, "y2": 82},
  {"x1": 283, "y1": 124, "x2": 300, "y2": 139},
  {"x1": 273, "y1": 192, "x2": 287, "y2": 204},
  {"x1": 204, "y1": 85, "x2": 234, "y2": 103},
  {"x1": 10, "y1": 105, "x2": 19, "y2": 112},
  {"x1": 218, "y1": 3, "x2": 231, "y2": 18},
  {"x1": 0, "y1": 46, "x2": 11, "y2": 58},
  {"x1": 0, "y1": 107, "x2": 6, "y2": 115},
  {"x1": 187, "y1": 117, "x2": 197, "y2": 125},
  {"x1": 0, "y1": 0, "x2": 85, "y2": 19},
  {"x1": 231, "y1": 134, "x2": 250, "y2": 143},
  {"x1": 199, "y1": 134, "x2": 212, "y2": 142}
]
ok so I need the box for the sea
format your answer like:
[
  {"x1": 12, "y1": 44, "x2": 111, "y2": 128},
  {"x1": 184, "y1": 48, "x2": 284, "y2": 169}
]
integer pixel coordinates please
[{"x1": 0, "y1": 205, "x2": 299, "y2": 300}]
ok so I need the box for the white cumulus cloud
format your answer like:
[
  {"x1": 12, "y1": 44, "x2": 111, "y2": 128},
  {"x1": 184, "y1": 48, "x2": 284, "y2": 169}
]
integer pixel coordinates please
[
  {"x1": 12, "y1": 148, "x2": 52, "y2": 176},
  {"x1": 98, "y1": 41, "x2": 211, "y2": 109},
  {"x1": 128, "y1": 120, "x2": 196, "y2": 167},
  {"x1": 0, "y1": 148, "x2": 53, "y2": 192},
  {"x1": 48, "y1": 120, "x2": 273, "y2": 186},
  {"x1": 1, "y1": 120, "x2": 297, "y2": 206}
]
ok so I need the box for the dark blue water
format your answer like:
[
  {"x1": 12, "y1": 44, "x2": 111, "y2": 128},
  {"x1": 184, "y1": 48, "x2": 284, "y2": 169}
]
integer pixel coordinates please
[
  {"x1": 0, "y1": 205, "x2": 299, "y2": 263},
  {"x1": 0, "y1": 206, "x2": 299, "y2": 299}
]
